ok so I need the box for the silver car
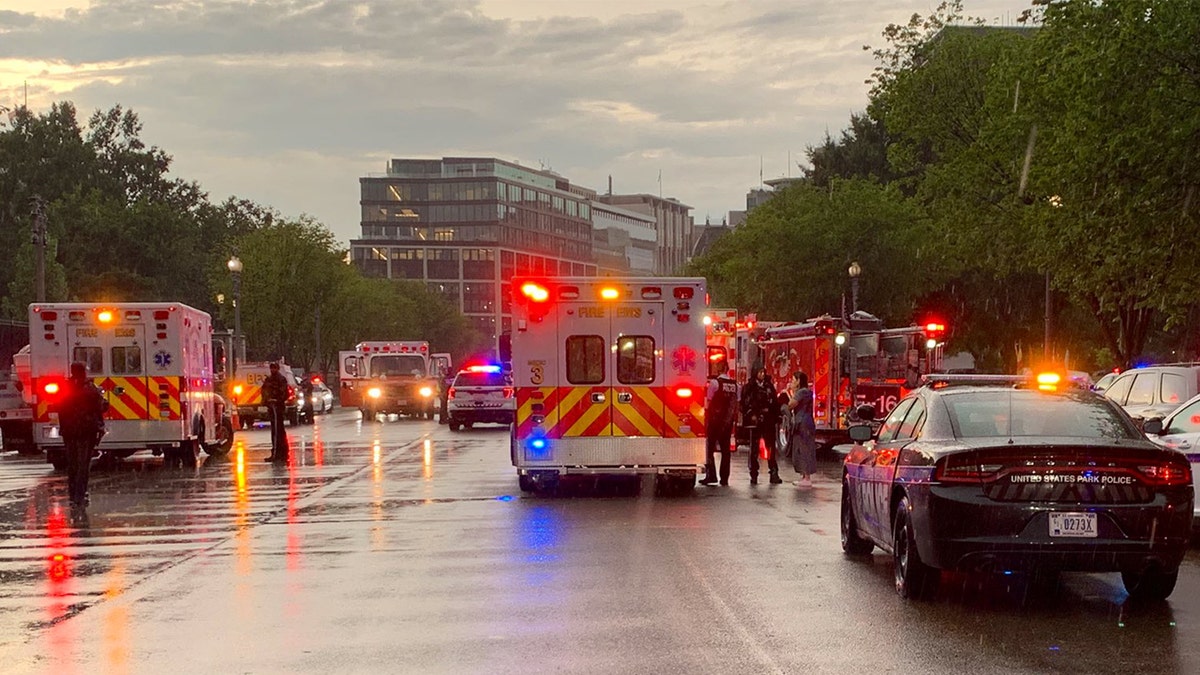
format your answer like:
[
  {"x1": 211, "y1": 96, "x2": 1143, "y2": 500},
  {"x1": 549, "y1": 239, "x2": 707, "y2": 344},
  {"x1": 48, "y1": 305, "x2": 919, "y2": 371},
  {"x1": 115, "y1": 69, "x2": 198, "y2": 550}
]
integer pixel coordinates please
[{"x1": 1144, "y1": 392, "x2": 1200, "y2": 527}]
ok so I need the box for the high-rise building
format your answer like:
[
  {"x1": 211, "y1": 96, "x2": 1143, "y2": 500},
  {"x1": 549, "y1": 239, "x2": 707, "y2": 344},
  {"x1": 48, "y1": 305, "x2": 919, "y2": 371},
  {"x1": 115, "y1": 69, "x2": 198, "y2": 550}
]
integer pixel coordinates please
[
  {"x1": 350, "y1": 157, "x2": 597, "y2": 349},
  {"x1": 595, "y1": 193, "x2": 694, "y2": 274}
]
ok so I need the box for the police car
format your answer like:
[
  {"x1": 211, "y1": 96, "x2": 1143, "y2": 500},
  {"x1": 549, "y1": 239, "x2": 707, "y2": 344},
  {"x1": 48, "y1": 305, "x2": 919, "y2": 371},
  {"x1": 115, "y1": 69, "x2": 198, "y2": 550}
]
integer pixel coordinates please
[{"x1": 446, "y1": 365, "x2": 515, "y2": 431}]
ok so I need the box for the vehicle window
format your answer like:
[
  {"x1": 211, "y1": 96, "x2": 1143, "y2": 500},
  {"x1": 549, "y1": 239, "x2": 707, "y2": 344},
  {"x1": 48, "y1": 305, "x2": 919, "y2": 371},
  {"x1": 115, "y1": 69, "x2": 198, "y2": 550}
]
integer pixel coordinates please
[
  {"x1": 876, "y1": 398, "x2": 915, "y2": 443},
  {"x1": 617, "y1": 336, "x2": 655, "y2": 384},
  {"x1": 343, "y1": 355, "x2": 359, "y2": 377},
  {"x1": 945, "y1": 391, "x2": 1139, "y2": 439},
  {"x1": 566, "y1": 335, "x2": 605, "y2": 384},
  {"x1": 1165, "y1": 399, "x2": 1200, "y2": 435},
  {"x1": 895, "y1": 398, "x2": 926, "y2": 440},
  {"x1": 1126, "y1": 372, "x2": 1158, "y2": 406},
  {"x1": 111, "y1": 346, "x2": 142, "y2": 374},
  {"x1": 1160, "y1": 373, "x2": 1187, "y2": 406},
  {"x1": 72, "y1": 347, "x2": 103, "y2": 374},
  {"x1": 1103, "y1": 373, "x2": 1134, "y2": 404},
  {"x1": 707, "y1": 346, "x2": 727, "y2": 379},
  {"x1": 370, "y1": 354, "x2": 426, "y2": 378},
  {"x1": 454, "y1": 372, "x2": 506, "y2": 387}
]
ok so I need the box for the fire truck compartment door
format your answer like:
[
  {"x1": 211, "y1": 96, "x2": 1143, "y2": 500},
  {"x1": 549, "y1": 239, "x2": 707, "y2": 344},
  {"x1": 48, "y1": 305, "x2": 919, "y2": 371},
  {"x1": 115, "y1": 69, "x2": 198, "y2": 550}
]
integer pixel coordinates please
[
  {"x1": 610, "y1": 307, "x2": 664, "y2": 438},
  {"x1": 72, "y1": 323, "x2": 151, "y2": 422},
  {"x1": 558, "y1": 303, "x2": 614, "y2": 438}
]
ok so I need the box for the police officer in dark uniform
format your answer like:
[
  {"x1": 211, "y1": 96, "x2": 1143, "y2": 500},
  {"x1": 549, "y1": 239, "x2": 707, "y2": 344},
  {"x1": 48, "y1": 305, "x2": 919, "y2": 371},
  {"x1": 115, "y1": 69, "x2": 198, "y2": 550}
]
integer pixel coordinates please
[
  {"x1": 740, "y1": 366, "x2": 782, "y2": 485},
  {"x1": 56, "y1": 362, "x2": 108, "y2": 507},
  {"x1": 701, "y1": 368, "x2": 738, "y2": 486},
  {"x1": 299, "y1": 375, "x2": 315, "y2": 424},
  {"x1": 263, "y1": 362, "x2": 290, "y2": 462}
]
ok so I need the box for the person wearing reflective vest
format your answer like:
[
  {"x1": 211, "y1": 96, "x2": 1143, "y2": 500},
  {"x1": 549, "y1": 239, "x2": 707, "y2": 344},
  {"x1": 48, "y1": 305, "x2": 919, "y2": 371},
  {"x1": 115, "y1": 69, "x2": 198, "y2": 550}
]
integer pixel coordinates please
[{"x1": 701, "y1": 371, "x2": 738, "y2": 486}]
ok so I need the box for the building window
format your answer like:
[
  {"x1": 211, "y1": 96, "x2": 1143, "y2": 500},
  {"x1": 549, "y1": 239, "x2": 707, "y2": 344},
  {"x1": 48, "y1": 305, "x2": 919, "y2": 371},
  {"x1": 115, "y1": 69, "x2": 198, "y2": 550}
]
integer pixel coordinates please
[
  {"x1": 428, "y1": 281, "x2": 460, "y2": 308},
  {"x1": 463, "y1": 282, "x2": 496, "y2": 313},
  {"x1": 426, "y1": 248, "x2": 460, "y2": 279},
  {"x1": 390, "y1": 247, "x2": 424, "y2": 279},
  {"x1": 463, "y1": 248, "x2": 496, "y2": 279}
]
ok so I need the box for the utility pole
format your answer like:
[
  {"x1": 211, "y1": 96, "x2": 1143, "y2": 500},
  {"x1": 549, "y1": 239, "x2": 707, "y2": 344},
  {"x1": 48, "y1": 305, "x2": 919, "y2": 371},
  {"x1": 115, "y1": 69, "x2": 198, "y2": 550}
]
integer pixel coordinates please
[{"x1": 30, "y1": 195, "x2": 47, "y2": 302}]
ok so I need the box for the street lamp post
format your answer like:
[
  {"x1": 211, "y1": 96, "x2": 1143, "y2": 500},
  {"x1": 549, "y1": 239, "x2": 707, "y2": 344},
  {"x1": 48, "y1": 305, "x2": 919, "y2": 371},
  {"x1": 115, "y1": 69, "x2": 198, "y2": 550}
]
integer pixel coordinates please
[
  {"x1": 848, "y1": 261, "x2": 861, "y2": 314},
  {"x1": 227, "y1": 255, "x2": 243, "y2": 374}
]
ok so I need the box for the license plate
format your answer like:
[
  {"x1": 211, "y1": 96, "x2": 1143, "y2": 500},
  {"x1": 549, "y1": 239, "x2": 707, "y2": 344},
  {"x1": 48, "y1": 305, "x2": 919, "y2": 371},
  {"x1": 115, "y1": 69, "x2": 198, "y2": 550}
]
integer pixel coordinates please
[
  {"x1": 395, "y1": 400, "x2": 408, "y2": 406},
  {"x1": 1049, "y1": 512, "x2": 1097, "y2": 538},
  {"x1": 257, "y1": 406, "x2": 267, "y2": 413}
]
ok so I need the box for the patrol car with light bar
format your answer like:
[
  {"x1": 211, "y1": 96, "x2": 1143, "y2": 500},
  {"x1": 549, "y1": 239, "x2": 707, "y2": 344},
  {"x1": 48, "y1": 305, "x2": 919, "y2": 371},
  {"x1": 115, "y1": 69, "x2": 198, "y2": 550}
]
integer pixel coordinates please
[{"x1": 840, "y1": 372, "x2": 1193, "y2": 601}]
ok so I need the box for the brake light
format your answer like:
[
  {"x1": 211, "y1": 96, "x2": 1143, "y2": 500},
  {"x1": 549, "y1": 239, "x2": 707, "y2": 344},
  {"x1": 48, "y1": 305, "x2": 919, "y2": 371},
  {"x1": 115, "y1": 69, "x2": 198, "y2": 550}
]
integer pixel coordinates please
[
  {"x1": 521, "y1": 282, "x2": 549, "y2": 303},
  {"x1": 503, "y1": 387, "x2": 514, "y2": 398},
  {"x1": 675, "y1": 387, "x2": 693, "y2": 399},
  {"x1": 1138, "y1": 461, "x2": 1192, "y2": 487},
  {"x1": 447, "y1": 387, "x2": 456, "y2": 400},
  {"x1": 286, "y1": 385, "x2": 296, "y2": 403},
  {"x1": 43, "y1": 381, "x2": 61, "y2": 396},
  {"x1": 934, "y1": 453, "x2": 991, "y2": 484}
]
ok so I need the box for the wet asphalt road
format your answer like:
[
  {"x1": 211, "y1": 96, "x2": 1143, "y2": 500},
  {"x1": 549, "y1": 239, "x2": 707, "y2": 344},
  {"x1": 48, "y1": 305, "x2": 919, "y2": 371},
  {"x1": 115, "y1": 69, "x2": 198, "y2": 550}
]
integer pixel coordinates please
[{"x1": 0, "y1": 408, "x2": 1199, "y2": 674}]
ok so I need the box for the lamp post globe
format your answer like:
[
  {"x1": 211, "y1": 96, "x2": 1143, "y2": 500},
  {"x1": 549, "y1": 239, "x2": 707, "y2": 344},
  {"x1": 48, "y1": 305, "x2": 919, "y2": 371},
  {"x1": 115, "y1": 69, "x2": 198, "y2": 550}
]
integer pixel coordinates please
[
  {"x1": 228, "y1": 255, "x2": 244, "y2": 372},
  {"x1": 848, "y1": 261, "x2": 861, "y2": 313}
]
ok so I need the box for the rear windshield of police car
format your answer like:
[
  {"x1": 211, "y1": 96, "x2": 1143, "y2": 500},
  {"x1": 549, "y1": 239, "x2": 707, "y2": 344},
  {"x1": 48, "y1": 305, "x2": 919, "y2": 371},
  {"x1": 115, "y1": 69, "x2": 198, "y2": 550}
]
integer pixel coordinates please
[
  {"x1": 454, "y1": 372, "x2": 508, "y2": 388},
  {"x1": 944, "y1": 391, "x2": 1140, "y2": 440}
]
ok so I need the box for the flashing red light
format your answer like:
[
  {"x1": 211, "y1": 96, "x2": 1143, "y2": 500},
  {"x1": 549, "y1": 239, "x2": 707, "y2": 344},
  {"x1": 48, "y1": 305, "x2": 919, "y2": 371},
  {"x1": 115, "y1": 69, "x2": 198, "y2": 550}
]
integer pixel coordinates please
[
  {"x1": 521, "y1": 282, "x2": 550, "y2": 303},
  {"x1": 675, "y1": 387, "x2": 694, "y2": 399},
  {"x1": 447, "y1": 387, "x2": 456, "y2": 400},
  {"x1": 923, "y1": 321, "x2": 947, "y2": 340},
  {"x1": 312, "y1": 377, "x2": 322, "y2": 385},
  {"x1": 503, "y1": 387, "x2": 514, "y2": 399},
  {"x1": 673, "y1": 287, "x2": 695, "y2": 300}
]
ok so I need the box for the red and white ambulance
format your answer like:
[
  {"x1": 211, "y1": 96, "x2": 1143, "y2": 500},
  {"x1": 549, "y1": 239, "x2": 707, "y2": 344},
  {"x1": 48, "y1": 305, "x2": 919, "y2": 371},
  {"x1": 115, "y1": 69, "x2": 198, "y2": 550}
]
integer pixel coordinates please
[
  {"x1": 337, "y1": 341, "x2": 439, "y2": 419},
  {"x1": 510, "y1": 276, "x2": 709, "y2": 492},
  {"x1": 28, "y1": 302, "x2": 231, "y2": 469}
]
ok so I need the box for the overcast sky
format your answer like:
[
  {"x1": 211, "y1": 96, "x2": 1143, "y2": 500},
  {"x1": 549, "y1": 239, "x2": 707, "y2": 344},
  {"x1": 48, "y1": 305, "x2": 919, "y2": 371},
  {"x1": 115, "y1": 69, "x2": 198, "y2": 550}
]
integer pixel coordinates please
[{"x1": 1, "y1": 0, "x2": 1033, "y2": 245}]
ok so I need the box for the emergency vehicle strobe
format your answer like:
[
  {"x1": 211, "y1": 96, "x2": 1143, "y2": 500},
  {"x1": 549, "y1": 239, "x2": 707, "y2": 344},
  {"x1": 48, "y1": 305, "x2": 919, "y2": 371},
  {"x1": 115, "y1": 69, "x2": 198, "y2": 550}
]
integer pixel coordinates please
[
  {"x1": 29, "y1": 302, "x2": 230, "y2": 469},
  {"x1": 510, "y1": 276, "x2": 709, "y2": 493}
]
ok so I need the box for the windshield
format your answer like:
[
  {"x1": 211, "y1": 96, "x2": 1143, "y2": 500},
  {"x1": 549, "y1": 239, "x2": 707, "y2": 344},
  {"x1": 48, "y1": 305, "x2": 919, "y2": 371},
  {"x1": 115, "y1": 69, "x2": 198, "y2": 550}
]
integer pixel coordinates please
[
  {"x1": 454, "y1": 372, "x2": 508, "y2": 387},
  {"x1": 369, "y1": 355, "x2": 426, "y2": 378},
  {"x1": 944, "y1": 391, "x2": 1140, "y2": 440}
]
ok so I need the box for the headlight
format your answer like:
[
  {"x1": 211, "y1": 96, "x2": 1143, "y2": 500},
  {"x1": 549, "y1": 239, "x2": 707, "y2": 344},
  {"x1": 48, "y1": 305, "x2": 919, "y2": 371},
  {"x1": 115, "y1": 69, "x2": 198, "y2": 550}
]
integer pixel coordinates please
[
  {"x1": 367, "y1": 387, "x2": 382, "y2": 399},
  {"x1": 419, "y1": 386, "x2": 433, "y2": 398}
]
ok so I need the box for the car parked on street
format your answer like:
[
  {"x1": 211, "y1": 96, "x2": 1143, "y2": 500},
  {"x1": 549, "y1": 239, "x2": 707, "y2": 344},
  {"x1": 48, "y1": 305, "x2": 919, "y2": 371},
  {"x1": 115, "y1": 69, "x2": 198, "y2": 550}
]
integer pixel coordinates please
[
  {"x1": 446, "y1": 365, "x2": 514, "y2": 431},
  {"x1": 1101, "y1": 364, "x2": 1200, "y2": 423},
  {"x1": 302, "y1": 375, "x2": 334, "y2": 419},
  {"x1": 1142, "y1": 391, "x2": 1200, "y2": 529},
  {"x1": 841, "y1": 373, "x2": 1193, "y2": 601}
]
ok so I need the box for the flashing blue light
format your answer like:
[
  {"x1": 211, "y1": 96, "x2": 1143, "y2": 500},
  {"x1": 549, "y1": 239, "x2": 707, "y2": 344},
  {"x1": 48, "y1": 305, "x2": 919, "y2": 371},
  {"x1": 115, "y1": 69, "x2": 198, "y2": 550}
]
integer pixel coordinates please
[
  {"x1": 531, "y1": 438, "x2": 547, "y2": 450},
  {"x1": 468, "y1": 364, "x2": 502, "y2": 373},
  {"x1": 496, "y1": 495, "x2": 515, "y2": 502}
]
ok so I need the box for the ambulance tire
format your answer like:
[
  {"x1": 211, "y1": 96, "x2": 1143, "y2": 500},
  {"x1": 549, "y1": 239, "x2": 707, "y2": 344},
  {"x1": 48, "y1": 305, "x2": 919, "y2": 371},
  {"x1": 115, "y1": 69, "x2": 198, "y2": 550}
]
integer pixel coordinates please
[
  {"x1": 518, "y1": 474, "x2": 535, "y2": 492},
  {"x1": 205, "y1": 418, "x2": 235, "y2": 456},
  {"x1": 449, "y1": 421, "x2": 461, "y2": 432}
]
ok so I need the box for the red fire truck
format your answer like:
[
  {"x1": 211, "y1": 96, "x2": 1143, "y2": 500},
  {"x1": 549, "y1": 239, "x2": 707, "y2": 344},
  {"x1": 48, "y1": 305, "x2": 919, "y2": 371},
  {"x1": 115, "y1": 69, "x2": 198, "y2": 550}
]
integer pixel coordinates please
[
  {"x1": 704, "y1": 308, "x2": 738, "y2": 379},
  {"x1": 754, "y1": 313, "x2": 945, "y2": 448}
]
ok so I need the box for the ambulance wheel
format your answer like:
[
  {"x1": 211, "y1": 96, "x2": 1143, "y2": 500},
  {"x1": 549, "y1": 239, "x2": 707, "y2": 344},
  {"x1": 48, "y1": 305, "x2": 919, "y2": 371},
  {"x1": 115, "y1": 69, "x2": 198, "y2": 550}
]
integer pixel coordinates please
[
  {"x1": 450, "y1": 421, "x2": 461, "y2": 432},
  {"x1": 205, "y1": 418, "x2": 235, "y2": 456},
  {"x1": 49, "y1": 450, "x2": 67, "y2": 472},
  {"x1": 519, "y1": 475, "x2": 535, "y2": 492}
]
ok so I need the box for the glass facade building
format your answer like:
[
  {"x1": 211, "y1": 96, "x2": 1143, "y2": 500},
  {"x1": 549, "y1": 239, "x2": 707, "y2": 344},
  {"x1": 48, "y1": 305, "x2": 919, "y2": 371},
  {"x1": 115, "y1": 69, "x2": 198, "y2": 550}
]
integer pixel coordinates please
[{"x1": 350, "y1": 158, "x2": 598, "y2": 349}]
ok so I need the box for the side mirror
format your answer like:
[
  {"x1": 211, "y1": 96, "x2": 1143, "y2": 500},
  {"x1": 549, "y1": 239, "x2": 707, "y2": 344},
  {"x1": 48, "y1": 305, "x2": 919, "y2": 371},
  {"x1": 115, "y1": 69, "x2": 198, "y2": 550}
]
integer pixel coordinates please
[
  {"x1": 855, "y1": 403, "x2": 876, "y2": 422},
  {"x1": 1141, "y1": 418, "x2": 1164, "y2": 435},
  {"x1": 848, "y1": 424, "x2": 873, "y2": 443}
]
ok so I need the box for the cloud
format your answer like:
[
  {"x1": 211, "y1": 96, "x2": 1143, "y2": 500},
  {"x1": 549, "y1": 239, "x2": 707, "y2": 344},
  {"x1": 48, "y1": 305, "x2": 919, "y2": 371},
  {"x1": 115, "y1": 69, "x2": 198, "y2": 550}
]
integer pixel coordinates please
[{"x1": 0, "y1": 0, "x2": 1033, "y2": 242}]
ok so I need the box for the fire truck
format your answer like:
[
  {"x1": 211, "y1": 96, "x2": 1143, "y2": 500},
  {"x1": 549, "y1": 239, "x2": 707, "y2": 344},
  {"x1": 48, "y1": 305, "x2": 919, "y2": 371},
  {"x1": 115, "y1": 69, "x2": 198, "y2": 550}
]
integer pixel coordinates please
[
  {"x1": 756, "y1": 312, "x2": 945, "y2": 447},
  {"x1": 705, "y1": 308, "x2": 738, "y2": 379},
  {"x1": 28, "y1": 302, "x2": 233, "y2": 469},
  {"x1": 510, "y1": 276, "x2": 709, "y2": 493},
  {"x1": 337, "y1": 341, "x2": 439, "y2": 420}
]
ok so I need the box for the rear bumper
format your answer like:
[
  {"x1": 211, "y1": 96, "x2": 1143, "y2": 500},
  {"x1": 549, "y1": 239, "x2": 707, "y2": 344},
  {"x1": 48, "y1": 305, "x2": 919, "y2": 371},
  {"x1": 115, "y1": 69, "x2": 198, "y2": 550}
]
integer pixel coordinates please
[
  {"x1": 448, "y1": 406, "x2": 514, "y2": 424},
  {"x1": 912, "y1": 484, "x2": 1193, "y2": 573}
]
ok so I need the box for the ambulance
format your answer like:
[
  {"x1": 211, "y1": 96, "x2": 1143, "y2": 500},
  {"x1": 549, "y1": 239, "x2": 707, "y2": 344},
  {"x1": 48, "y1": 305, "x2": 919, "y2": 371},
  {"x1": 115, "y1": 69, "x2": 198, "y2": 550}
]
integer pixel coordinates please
[
  {"x1": 337, "y1": 341, "x2": 439, "y2": 419},
  {"x1": 510, "y1": 276, "x2": 709, "y2": 493},
  {"x1": 28, "y1": 302, "x2": 232, "y2": 469},
  {"x1": 0, "y1": 346, "x2": 34, "y2": 453}
]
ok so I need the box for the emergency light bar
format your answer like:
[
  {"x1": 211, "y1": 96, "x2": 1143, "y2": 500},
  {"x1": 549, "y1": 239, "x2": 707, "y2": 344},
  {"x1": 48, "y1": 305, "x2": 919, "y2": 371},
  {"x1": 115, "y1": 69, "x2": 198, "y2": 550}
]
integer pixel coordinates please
[{"x1": 468, "y1": 365, "x2": 502, "y2": 373}]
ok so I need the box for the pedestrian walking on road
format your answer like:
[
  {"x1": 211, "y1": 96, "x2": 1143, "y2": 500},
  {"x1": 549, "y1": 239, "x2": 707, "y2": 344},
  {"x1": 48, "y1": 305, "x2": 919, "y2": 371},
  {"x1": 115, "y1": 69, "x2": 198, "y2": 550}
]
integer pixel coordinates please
[
  {"x1": 55, "y1": 362, "x2": 108, "y2": 508},
  {"x1": 701, "y1": 370, "x2": 738, "y2": 486},
  {"x1": 788, "y1": 371, "x2": 818, "y2": 488},
  {"x1": 740, "y1": 367, "x2": 781, "y2": 485},
  {"x1": 263, "y1": 362, "x2": 290, "y2": 462}
]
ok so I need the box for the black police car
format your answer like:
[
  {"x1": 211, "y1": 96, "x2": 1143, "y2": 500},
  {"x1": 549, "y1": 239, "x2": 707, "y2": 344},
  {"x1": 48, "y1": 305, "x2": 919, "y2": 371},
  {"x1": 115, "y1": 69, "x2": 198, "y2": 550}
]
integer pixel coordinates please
[{"x1": 841, "y1": 374, "x2": 1194, "y2": 601}]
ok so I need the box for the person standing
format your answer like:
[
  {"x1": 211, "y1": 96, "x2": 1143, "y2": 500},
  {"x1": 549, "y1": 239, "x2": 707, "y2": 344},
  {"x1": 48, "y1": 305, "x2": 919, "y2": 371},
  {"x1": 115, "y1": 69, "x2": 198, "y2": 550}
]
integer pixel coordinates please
[
  {"x1": 701, "y1": 369, "x2": 738, "y2": 486},
  {"x1": 56, "y1": 362, "x2": 108, "y2": 508},
  {"x1": 263, "y1": 362, "x2": 290, "y2": 462},
  {"x1": 788, "y1": 371, "x2": 818, "y2": 488},
  {"x1": 740, "y1": 367, "x2": 781, "y2": 485}
]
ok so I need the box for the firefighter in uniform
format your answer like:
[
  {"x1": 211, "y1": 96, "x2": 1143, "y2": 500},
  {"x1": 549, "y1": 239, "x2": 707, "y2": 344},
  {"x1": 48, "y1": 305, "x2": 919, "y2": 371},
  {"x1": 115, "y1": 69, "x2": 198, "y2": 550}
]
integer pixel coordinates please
[
  {"x1": 56, "y1": 362, "x2": 108, "y2": 507},
  {"x1": 701, "y1": 369, "x2": 738, "y2": 486},
  {"x1": 263, "y1": 362, "x2": 290, "y2": 462},
  {"x1": 740, "y1": 366, "x2": 782, "y2": 485}
]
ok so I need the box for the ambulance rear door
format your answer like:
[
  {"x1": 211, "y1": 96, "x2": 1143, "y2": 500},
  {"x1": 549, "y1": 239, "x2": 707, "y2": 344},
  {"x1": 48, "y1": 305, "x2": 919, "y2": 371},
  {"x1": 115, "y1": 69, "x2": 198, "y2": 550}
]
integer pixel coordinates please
[
  {"x1": 73, "y1": 320, "x2": 152, "y2": 435},
  {"x1": 610, "y1": 302, "x2": 664, "y2": 438},
  {"x1": 556, "y1": 301, "x2": 613, "y2": 438}
]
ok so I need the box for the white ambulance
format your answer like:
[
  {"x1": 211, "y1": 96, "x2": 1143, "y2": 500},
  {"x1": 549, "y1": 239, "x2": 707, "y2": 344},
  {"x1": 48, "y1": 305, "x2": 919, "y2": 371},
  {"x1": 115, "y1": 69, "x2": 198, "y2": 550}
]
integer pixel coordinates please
[
  {"x1": 510, "y1": 276, "x2": 709, "y2": 493},
  {"x1": 28, "y1": 302, "x2": 232, "y2": 469},
  {"x1": 337, "y1": 340, "x2": 439, "y2": 419}
]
